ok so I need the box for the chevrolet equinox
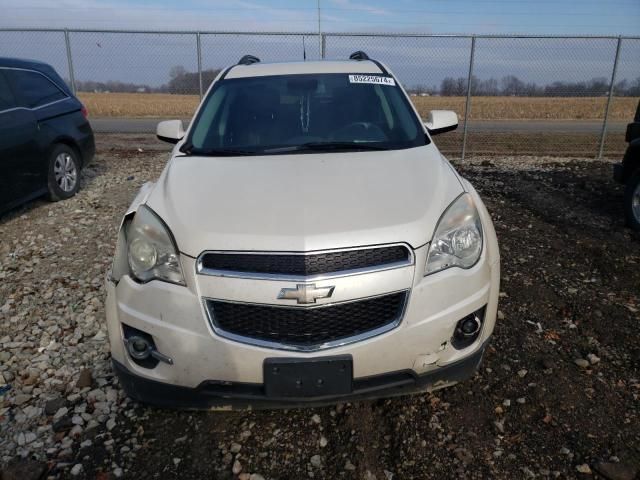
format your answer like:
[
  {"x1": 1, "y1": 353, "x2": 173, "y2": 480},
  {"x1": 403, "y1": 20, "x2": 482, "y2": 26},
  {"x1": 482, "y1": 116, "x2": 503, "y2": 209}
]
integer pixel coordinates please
[{"x1": 106, "y1": 52, "x2": 500, "y2": 408}]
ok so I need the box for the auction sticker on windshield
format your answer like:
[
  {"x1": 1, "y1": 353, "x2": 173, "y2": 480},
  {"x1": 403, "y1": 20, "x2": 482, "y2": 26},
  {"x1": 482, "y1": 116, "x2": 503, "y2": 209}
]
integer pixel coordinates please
[{"x1": 348, "y1": 74, "x2": 396, "y2": 86}]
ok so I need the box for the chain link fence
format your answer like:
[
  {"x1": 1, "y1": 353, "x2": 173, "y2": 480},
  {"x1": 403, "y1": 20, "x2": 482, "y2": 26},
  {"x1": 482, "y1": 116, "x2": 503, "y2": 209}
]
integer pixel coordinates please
[
  {"x1": 1, "y1": 29, "x2": 639, "y2": 159},
  {"x1": 467, "y1": 36, "x2": 620, "y2": 158}
]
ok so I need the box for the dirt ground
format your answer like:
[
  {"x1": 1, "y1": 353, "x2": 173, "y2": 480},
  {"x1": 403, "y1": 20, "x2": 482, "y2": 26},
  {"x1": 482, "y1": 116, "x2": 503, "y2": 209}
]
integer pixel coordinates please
[
  {"x1": 435, "y1": 131, "x2": 628, "y2": 159},
  {"x1": 1, "y1": 134, "x2": 639, "y2": 480}
]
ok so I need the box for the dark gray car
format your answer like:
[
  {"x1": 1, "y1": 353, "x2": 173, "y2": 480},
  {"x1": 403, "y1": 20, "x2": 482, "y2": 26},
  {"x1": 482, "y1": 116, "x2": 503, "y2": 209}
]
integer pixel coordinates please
[
  {"x1": 614, "y1": 100, "x2": 640, "y2": 230},
  {"x1": 0, "y1": 57, "x2": 95, "y2": 214}
]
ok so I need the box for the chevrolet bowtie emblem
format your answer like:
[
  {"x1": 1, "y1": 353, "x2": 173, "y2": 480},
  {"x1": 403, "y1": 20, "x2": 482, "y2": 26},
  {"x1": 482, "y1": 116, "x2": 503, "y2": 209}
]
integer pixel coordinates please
[{"x1": 278, "y1": 283, "x2": 335, "y2": 304}]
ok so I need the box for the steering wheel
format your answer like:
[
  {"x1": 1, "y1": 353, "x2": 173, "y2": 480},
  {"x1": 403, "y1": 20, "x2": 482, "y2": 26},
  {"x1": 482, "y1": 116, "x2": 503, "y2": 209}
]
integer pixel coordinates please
[{"x1": 331, "y1": 122, "x2": 387, "y2": 142}]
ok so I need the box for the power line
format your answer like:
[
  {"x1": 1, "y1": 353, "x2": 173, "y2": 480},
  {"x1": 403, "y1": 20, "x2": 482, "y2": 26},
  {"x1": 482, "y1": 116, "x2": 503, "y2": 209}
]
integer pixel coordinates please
[
  {"x1": 318, "y1": 18, "x2": 639, "y2": 27},
  {"x1": 6, "y1": 4, "x2": 640, "y2": 14},
  {"x1": 326, "y1": 9, "x2": 638, "y2": 17}
]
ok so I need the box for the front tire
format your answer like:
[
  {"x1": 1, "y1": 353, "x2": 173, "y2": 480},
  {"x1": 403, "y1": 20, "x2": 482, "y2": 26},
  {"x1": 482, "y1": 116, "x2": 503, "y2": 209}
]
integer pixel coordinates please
[
  {"x1": 48, "y1": 144, "x2": 81, "y2": 201},
  {"x1": 624, "y1": 171, "x2": 640, "y2": 231}
]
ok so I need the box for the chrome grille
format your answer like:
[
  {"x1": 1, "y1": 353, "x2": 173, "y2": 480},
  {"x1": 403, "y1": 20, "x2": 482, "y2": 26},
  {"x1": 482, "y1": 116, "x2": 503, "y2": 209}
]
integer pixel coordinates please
[
  {"x1": 198, "y1": 245, "x2": 411, "y2": 279},
  {"x1": 205, "y1": 291, "x2": 408, "y2": 351}
]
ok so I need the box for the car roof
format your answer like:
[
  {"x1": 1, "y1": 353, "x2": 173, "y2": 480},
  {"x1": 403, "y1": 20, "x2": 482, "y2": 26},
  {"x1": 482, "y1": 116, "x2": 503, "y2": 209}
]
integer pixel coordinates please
[
  {"x1": 225, "y1": 60, "x2": 385, "y2": 79},
  {"x1": 0, "y1": 56, "x2": 53, "y2": 71},
  {"x1": 0, "y1": 57, "x2": 73, "y2": 96}
]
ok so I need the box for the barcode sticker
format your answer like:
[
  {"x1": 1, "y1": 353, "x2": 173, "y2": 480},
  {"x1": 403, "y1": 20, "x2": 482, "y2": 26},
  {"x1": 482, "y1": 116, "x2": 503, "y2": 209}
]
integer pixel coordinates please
[{"x1": 348, "y1": 75, "x2": 396, "y2": 86}]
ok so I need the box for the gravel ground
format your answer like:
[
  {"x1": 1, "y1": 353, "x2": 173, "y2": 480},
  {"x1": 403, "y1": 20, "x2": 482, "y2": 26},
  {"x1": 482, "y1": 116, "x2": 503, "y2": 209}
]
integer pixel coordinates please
[{"x1": 1, "y1": 134, "x2": 639, "y2": 480}]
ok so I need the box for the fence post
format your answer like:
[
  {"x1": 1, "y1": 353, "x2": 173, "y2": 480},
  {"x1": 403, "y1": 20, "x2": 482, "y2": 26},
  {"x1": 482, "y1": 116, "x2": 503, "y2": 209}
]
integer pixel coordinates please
[
  {"x1": 196, "y1": 32, "x2": 203, "y2": 99},
  {"x1": 63, "y1": 29, "x2": 76, "y2": 94},
  {"x1": 598, "y1": 36, "x2": 622, "y2": 160},
  {"x1": 461, "y1": 36, "x2": 476, "y2": 161},
  {"x1": 321, "y1": 33, "x2": 326, "y2": 59}
]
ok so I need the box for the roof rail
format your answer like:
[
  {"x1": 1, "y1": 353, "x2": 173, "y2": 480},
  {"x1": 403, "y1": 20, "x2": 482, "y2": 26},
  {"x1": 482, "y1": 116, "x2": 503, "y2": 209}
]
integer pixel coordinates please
[
  {"x1": 349, "y1": 51, "x2": 370, "y2": 61},
  {"x1": 349, "y1": 50, "x2": 389, "y2": 75},
  {"x1": 237, "y1": 55, "x2": 260, "y2": 66}
]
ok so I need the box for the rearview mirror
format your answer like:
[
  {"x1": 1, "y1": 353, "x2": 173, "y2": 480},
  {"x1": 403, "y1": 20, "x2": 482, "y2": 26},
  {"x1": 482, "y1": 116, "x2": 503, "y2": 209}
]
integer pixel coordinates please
[
  {"x1": 156, "y1": 120, "x2": 185, "y2": 144},
  {"x1": 424, "y1": 110, "x2": 458, "y2": 135}
]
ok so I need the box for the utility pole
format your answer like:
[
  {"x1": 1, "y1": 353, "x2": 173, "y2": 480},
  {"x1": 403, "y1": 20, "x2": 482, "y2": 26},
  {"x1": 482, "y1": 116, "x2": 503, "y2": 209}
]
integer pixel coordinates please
[{"x1": 317, "y1": 0, "x2": 322, "y2": 57}]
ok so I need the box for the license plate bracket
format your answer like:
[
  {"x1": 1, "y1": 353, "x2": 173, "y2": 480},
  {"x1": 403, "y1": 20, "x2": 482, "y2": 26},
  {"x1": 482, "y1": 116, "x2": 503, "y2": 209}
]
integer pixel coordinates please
[{"x1": 263, "y1": 355, "x2": 353, "y2": 398}]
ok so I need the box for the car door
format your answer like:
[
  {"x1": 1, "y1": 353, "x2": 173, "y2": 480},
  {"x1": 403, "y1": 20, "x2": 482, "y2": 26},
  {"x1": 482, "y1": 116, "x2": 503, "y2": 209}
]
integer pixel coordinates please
[
  {"x1": 0, "y1": 69, "x2": 40, "y2": 210},
  {"x1": 5, "y1": 68, "x2": 70, "y2": 197}
]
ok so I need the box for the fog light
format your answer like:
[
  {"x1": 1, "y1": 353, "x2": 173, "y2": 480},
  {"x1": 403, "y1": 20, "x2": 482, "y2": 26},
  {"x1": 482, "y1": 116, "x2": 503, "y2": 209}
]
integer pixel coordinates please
[
  {"x1": 126, "y1": 335, "x2": 152, "y2": 360},
  {"x1": 122, "y1": 324, "x2": 173, "y2": 368},
  {"x1": 460, "y1": 316, "x2": 481, "y2": 336},
  {"x1": 451, "y1": 307, "x2": 485, "y2": 349}
]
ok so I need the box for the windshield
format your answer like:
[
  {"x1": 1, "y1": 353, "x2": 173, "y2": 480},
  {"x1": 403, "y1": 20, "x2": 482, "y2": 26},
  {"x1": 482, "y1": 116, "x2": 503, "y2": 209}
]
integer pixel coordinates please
[{"x1": 185, "y1": 73, "x2": 428, "y2": 155}]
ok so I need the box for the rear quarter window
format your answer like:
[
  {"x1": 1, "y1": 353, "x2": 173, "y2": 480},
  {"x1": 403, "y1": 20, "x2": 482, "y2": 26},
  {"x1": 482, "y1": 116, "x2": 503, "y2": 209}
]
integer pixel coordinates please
[
  {"x1": 6, "y1": 69, "x2": 67, "y2": 108},
  {"x1": 0, "y1": 71, "x2": 17, "y2": 111}
]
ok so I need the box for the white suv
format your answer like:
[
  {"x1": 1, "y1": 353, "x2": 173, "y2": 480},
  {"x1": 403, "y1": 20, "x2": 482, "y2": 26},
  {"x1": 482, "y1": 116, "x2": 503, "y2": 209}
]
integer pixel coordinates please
[{"x1": 106, "y1": 52, "x2": 500, "y2": 408}]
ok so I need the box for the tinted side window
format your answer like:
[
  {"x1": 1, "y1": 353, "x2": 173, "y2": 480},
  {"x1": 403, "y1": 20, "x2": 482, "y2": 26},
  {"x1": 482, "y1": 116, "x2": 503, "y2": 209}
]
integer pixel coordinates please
[
  {"x1": 0, "y1": 70, "x2": 17, "y2": 111},
  {"x1": 7, "y1": 69, "x2": 67, "y2": 108}
]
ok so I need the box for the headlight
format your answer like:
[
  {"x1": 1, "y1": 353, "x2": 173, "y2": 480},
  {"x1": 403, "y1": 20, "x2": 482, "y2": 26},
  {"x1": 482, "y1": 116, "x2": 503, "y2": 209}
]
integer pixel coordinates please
[
  {"x1": 126, "y1": 205, "x2": 185, "y2": 285},
  {"x1": 425, "y1": 194, "x2": 483, "y2": 275}
]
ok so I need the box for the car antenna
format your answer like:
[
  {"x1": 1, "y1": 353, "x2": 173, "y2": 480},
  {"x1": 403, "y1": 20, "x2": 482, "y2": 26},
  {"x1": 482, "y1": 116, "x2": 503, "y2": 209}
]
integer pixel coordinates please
[{"x1": 303, "y1": 36, "x2": 307, "y2": 61}]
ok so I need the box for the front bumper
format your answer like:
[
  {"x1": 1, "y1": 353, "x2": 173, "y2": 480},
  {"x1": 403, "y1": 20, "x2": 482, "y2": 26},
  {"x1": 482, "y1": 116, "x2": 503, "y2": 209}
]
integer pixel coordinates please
[
  {"x1": 106, "y1": 244, "x2": 499, "y2": 406},
  {"x1": 112, "y1": 338, "x2": 489, "y2": 409}
]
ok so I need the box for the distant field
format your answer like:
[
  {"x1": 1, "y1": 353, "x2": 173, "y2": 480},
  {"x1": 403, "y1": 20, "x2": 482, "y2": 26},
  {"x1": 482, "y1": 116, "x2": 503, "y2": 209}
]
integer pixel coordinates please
[
  {"x1": 411, "y1": 96, "x2": 638, "y2": 121},
  {"x1": 79, "y1": 93, "x2": 199, "y2": 118},
  {"x1": 78, "y1": 92, "x2": 639, "y2": 121}
]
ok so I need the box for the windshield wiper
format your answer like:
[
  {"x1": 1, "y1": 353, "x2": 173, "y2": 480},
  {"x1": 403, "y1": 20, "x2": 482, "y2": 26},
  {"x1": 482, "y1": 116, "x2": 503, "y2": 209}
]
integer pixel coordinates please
[
  {"x1": 179, "y1": 146, "x2": 256, "y2": 157},
  {"x1": 264, "y1": 142, "x2": 391, "y2": 153},
  {"x1": 178, "y1": 139, "x2": 256, "y2": 156}
]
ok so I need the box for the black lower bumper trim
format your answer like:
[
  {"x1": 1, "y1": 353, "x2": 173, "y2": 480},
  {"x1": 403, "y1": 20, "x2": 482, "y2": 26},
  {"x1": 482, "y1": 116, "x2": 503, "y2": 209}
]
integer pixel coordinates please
[{"x1": 113, "y1": 339, "x2": 489, "y2": 409}]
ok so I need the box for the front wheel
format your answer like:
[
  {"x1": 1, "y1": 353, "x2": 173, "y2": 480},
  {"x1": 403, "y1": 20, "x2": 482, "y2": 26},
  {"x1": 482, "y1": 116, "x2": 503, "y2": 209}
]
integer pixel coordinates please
[
  {"x1": 47, "y1": 144, "x2": 81, "y2": 201},
  {"x1": 624, "y1": 171, "x2": 640, "y2": 231}
]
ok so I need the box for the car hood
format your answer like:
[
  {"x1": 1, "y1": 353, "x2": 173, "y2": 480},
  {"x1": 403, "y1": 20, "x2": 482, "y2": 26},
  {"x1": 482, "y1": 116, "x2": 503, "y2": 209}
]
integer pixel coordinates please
[{"x1": 146, "y1": 145, "x2": 464, "y2": 256}]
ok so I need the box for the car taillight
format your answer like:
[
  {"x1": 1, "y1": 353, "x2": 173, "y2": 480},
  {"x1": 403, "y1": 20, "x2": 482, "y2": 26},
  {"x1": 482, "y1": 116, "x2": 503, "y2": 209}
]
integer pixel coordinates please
[{"x1": 81, "y1": 105, "x2": 88, "y2": 118}]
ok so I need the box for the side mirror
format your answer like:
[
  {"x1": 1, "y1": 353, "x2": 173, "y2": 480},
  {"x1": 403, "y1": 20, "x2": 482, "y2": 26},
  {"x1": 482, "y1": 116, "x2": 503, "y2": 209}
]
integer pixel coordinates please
[
  {"x1": 424, "y1": 110, "x2": 458, "y2": 135},
  {"x1": 156, "y1": 120, "x2": 185, "y2": 144}
]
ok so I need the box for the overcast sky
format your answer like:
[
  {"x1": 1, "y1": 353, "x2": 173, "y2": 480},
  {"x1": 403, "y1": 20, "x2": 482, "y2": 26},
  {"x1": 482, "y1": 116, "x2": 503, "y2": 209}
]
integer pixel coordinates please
[{"x1": 1, "y1": 0, "x2": 640, "y2": 35}]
